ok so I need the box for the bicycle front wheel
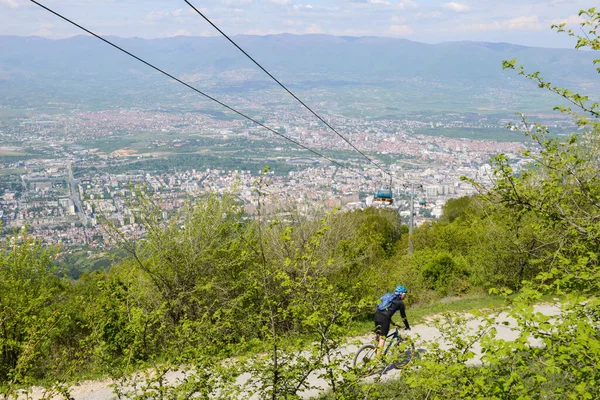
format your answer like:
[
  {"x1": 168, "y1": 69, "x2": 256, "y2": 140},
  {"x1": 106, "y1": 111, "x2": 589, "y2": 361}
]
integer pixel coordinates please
[
  {"x1": 392, "y1": 342, "x2": 416, "y2": 369},
  {"x1": 353, "y1": 344, "x2": 377, "y2": 375}
]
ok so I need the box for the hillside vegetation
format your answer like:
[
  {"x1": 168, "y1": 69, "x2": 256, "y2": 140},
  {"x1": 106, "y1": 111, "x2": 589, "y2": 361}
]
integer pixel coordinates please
[{"x1": 1, "y1": 8, "x2": 600, "y2": 400}]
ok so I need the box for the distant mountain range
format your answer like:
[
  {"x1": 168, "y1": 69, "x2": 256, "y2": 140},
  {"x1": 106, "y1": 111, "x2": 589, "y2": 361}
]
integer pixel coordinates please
[{"x1": 0, "y1": 34, "x2": 597, "y2": 111}]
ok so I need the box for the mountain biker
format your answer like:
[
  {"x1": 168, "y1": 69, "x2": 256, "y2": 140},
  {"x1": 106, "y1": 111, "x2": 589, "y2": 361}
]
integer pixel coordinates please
[{"x1": 374, "y1": 285, "x2": 410, "y2": 355}]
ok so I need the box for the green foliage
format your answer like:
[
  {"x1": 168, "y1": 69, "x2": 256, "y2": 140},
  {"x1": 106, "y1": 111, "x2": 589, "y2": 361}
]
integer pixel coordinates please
[
  {"x1": 495, "y1": 9, "x2": 600, "y2": 297},
  {"x1": 0, "y1": 233, "x2": 61, "y2": 382},
  {"x1": 372, "y1": 7, "x2": 600, "y2": 399},
  {"x1": 76, "y1": 181, "x2": 395, "y2": 397},
  {"x1": 235, "y1": 172, "x2": 362, "y2": 399},
  {"x1": 381, "y1": 195, "x2": 531, "y2": 301},
  {"x1": 422, "y1": 252, "x2": 470, "y2": 296},
  {"x1": 105, "y1": 191, "x2": 258, "y2": 338},
  {"x1": 7, "y1": 11, "x2": 600, "y2": 394},
  {"x1": 0, "y1": 231, "x2": 88, "y2": 398},
  {"x1": 53, "y1": 247, "x2": 127, "y2": 279},
  {"x1": 439, "y1": 195, "x2": 480, "y2": 224}
]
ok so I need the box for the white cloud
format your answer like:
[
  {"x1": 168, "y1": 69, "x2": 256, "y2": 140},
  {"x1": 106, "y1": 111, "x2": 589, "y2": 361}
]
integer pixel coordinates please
[
  {"x1": 505, "y1": 16, "x2": 541, "y2": 30},
  {"x1": 551, "y1": 15, "x2": 585, "y2": 26},
  {"x1": 244, "y1": 26, "x2": 324, "y2": 35},
  {"x1": 167, "y1": 29, "x2": 191, "y2": 37},
  {"x1": 4, "y1": 0, "x2": 587, "y2": 47},
  {"x1": 443, "y1": 2, "x2": 471, "y2": 12},
  {"x1": 305, "y1": 24, "x2": 324, "y2": 34},
  {"x1": 220, "y1": 0, "x2": 253, "y2": 7},
  {"x1": 293, "y1": 4, "x2": 314, "y2": 11},
  {"x1": 246, "y1": 28, "x2": 291, "y2": 35},
  {"x1": 388, "y1": 24, "x2": 414, "y2": 36},
  {"x1": 283, "y1": 19, "x2": 303, "y2": 26},
  {"x1": 464, "y1": 16, "x2": 541, "y2": 32},
  {"x1": 186, "y1": 7, "x2": 206, "y2": 16},
  {"x1": 170, "y1": 30, "x2": 215, "y2": 38},
  {"x1": 145, "y1": 9, "x2": 187, "y2": 22},
  {"x1": 369, "y1": 0, "x2": 392, "y2": 5},
  {"x1": 145, "y1": 11, "x2": 169, "y2": 21},
  {"x1": 33, "y1": 23, "x2": 53, "y2": 37},
  {"x1": 397, "y1": 0, "x2": 417, "y2": 9},
  {"x1": 0, "y1": 0, "x2": 17, "y2": 8},
  {"x1": 416, "y1": 11, "x2": 443, "y2": 19}
]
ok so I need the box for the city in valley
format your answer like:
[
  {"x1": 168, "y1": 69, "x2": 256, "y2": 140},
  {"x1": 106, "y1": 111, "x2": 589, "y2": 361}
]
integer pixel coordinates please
[
  {"x1": 1, "y1": 104, "x2": 559, "y2": 252},
  {"x1": 0, "y1": 33, "x2": 589, "y2": 259}
]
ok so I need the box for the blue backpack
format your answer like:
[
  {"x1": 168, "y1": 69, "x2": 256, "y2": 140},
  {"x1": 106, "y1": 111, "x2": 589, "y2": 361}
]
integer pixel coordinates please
[{"x1": 376, "y1": 292, "x2": 398, "y2": 311}]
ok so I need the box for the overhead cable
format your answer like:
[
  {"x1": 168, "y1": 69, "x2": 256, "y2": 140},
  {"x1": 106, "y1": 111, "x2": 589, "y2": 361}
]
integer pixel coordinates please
[
  {"x1": 29, "y1": 0, "x2": 343, "y2": 167},
  {"x1": 184, "y1": 0, "x2": 390, "y2": 178}
]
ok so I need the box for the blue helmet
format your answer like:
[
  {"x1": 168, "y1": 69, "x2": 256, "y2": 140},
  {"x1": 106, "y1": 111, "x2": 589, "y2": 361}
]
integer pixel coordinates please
[{"x1": 395, "y1": 285, "x2": 407, "y2": 294}]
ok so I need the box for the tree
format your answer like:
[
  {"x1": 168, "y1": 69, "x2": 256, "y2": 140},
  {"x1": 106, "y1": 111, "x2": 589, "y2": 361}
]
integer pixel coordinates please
[
  {"x1": 0, "y1": 231, "x2": 82, "y2": 398},
  {"x1": 104, "y1": 191, "x2": 258, "y2": 334},
  {"x1": 375, "y1": 8, "x2": 600, "y2": 398},
  {"x1": 494, "y1": 8, "x2": 600, "y2": 295}
]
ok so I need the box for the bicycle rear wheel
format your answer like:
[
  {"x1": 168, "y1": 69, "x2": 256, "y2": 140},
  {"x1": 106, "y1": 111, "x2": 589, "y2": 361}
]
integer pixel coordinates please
[{"x1": 353, "y1": 344, "x2": 377, "y2": 376}]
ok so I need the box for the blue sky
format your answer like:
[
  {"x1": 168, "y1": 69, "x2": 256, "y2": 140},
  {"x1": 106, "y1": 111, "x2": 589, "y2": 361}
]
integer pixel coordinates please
[{"x1": 0, "y1": 0, "x2": 593, "y2": 47}]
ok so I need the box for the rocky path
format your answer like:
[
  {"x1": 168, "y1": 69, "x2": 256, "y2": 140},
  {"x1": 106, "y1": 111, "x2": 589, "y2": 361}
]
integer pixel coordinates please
[{"x1": 23, "y1": 304, "x2": 560, "y2": 400}]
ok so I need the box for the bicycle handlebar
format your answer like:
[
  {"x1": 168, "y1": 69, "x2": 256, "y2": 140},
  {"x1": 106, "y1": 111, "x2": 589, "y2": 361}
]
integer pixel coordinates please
[{"x1": 391, "y1": 320, "x2": 410, "y2": 331}]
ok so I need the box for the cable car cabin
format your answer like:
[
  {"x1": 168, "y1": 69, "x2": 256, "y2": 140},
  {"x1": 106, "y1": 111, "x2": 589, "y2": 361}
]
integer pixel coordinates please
[{"x1": 373, "y1": 189, "x2": 394, "y2": 206}]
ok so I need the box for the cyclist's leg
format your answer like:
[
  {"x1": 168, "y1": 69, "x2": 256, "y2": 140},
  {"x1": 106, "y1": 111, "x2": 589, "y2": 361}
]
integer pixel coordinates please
[
  {"x1": 377, "y1": 335, "x2": 385, "y2": 356},
  {"x1": 374, "y1": 313, "x2": 390, "y2": 355}
]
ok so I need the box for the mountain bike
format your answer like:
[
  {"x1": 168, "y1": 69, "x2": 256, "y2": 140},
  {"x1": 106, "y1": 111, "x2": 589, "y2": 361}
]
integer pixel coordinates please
[{"x1": 353, "y1": 324, "x2": 416, "y2": 377}]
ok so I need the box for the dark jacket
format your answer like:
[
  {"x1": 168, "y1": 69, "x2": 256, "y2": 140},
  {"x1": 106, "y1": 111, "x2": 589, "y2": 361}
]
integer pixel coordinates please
[{"x1": 376, "y1": 295, "x2": 410, "y2": 330}]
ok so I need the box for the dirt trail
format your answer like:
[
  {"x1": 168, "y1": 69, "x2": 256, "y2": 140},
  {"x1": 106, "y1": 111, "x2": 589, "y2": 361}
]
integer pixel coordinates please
[{"x1": 22, "y1": 304, "x2": 560, "y2": 400}]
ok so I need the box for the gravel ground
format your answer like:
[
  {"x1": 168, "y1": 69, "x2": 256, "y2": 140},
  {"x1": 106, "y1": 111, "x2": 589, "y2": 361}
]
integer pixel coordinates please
[{"x1": 22, "y1": 304, "x2": 561, "y2": 400}]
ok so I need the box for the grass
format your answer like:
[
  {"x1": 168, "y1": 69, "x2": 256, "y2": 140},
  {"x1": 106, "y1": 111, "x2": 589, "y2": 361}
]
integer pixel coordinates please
[
  {"x1": 0, "y1": 168, "x2": 27, "y2": 177},
  {"x1": 409, "y1": 294, "x2": 511, "y2": 324}
]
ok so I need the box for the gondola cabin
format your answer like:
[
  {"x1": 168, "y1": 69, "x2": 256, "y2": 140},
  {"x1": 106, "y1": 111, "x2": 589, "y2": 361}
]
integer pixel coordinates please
[{"x1": 373, "y1": 188, "x2": 393, "y2": 206}]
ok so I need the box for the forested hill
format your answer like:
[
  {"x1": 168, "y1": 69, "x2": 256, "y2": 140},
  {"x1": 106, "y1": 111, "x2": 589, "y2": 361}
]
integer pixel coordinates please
[{"x1": 0, "y1": 34, "x2": 597, "y2": 92}]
